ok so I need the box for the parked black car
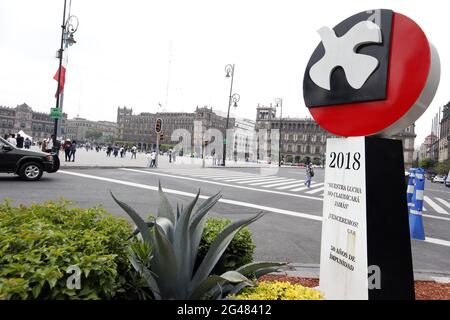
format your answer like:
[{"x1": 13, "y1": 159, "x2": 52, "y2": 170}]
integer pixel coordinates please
[{"x1": 0, "y1": 137, "x2": 60, "y2": 181}]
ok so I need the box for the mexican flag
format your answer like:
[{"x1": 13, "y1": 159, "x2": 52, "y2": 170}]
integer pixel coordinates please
[{"x1": 53, "y1": 48, "x2": 68, "y2": 97}]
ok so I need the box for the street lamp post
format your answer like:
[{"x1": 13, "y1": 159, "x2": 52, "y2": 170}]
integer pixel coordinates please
[
  {"x1": 223, "y1": 64, "x2": 240, "y2": 166},
  {"x1": 275, "y1": 98, "x2": 283, "y2": 167},
  {"x1": 53, "y1": 0, "x2": 78, "y2": 149}
]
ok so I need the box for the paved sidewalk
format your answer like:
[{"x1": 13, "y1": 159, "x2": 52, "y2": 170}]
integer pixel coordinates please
[{"x1": 34, "y1": 147, "x2": 275, "y2": 169}]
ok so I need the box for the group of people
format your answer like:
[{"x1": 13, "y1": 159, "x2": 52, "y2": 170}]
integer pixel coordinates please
[
  {"x1": 3, "y1": 133, "x2": 32, "y2": 149},
  {"x1": 106, "y1": 145, "x2": 138, "y2": 159},
  {"x1": 62, "y1": 139, "x2": 77, "y2": 162}
]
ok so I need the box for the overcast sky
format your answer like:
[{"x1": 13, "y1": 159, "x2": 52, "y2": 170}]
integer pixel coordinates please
[{"x1": 0, "y1": 0, "x2": 447, "y2": 147}]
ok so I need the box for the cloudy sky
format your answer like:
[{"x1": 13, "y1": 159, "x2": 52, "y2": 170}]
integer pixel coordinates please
[{"x1": 0, "y1": 0, "x2": 447, "y2": 147}]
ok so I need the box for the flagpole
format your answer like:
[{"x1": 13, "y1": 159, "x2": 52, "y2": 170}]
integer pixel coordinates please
[{"x1": 53, "y1": 0, "x2": 68, "y2": 150}]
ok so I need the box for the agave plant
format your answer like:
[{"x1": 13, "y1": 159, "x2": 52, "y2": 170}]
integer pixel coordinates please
[{"x1": 111, "y1": 183, "x2": 284, "y2": 300}]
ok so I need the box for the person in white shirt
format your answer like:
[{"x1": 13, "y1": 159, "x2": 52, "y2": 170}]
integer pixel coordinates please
[
  {"x1": 150, "y1": 150, "x2": 157, "y2": 167},
  {"x1": 46, "y1": 136, "x2": 54, "y2": 152},
  {"x1": 7, "y1": 134, "x2": 17, "y2": 147}
]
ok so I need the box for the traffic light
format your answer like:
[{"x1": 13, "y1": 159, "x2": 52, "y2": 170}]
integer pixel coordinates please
[
  {"x1": 159, "y1": 133, "x2": 164, "y2": 141},
  {"x1": 155, "y1": 118, "x2": 162, "y2": 133}
]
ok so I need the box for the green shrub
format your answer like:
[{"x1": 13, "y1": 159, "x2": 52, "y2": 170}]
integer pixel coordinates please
[
  {"x1": 197, "y1": 217, "x2": 255, "y2": 274},
  {"x1": 230, "y1": 281, "x2": 324, "y2": 300},
  {"x1": 0, "y1": 199, "x2": 133, "y2": 300}
]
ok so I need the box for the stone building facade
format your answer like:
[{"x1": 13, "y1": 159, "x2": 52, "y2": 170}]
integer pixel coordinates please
[
  {"x1": 391, "y1": 125, "x2": 416, "y2": 169},
  {"x1": 439, "y1": 102, "x2": 450, "y2": 163},
  {"x1": 255, "y1": 105, "x2": 333, "y2": 164},
  {"x1": 0, "y1": 103, "x2": 67, "y2": 140},
  {"x1": 65, "y1": 117, "x2": 117, "y2": 143},
  {"x1": 255, "y1": 105, "x2": 416, "y2": 168},
  {"x1": 116, "y1": 106, "x2": 235, "y2": 152}
]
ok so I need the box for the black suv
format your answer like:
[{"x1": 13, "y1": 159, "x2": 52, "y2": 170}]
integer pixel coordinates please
[{"x1": 0, "y1": 137, "x2": 60, "y2": 181}]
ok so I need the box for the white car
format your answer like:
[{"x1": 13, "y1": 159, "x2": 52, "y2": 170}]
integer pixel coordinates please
[{"x1": 432, "y1": 175, "x2": 445, "y2": 183}]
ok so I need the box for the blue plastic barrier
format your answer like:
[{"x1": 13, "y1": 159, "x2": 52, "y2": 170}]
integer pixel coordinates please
[{"x1": 408, "y1": 168, "x2": 425, "y2": 240}]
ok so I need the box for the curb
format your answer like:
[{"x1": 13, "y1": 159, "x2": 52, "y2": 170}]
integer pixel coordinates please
[
  {"x1": 58, "y1": 166, "x2": 275, "y2": 170},
  {"x1": 59, "y1": 166, "x2": 148, "y2": 170},
  {"x1": 274, "y1": 263, "x2": 450, "y2": 283}
]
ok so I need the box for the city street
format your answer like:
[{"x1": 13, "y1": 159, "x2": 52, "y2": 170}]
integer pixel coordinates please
[{"x1": 1, "y1": 160, "x2": 449, "y2": 272}]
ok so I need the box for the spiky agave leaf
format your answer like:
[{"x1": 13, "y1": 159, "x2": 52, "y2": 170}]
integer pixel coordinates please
[
  {"x1": 189, "y1": 212, "x2": 264, "y2": 294},
  {"x1": 188, "y1": 271, "x2": 253, "y2": 300},
  {"x1": 236, "y1": 262, "x2": 286, "y2": 278},
  {"x1": 152, "y1": 222, "x2": 178, "y2": 299},
  {"x1": 155, "y1": 217, "x2": 174, "y2": 243},
  {"x1": 172, "y1": 190, "x2": 200, "y2": 297},
  {"x1": 110, "y1": 191, "x2": 152, "y2": 244},
  {"x1": 189, "y1": 192, "x2": 222, "y2": 272},
  {"x1": 158, "y1": 181, "x2": 175, "y2": 224}
]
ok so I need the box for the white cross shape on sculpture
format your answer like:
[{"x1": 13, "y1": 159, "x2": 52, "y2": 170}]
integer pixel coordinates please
[{"x1": 309, "y1": 21, "x2": 382, "y2": 91}]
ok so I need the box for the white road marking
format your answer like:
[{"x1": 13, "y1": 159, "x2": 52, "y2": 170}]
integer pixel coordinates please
[
  {"x1": 424, "y1": 237, "x2": 450, "y2": 247},
  {"x1": 58, "y1": 170, "x2": 322, "y2": 222},
  {"x1": 290, "y1": 183, "x2": 324, "y2": 192},
  {"x1": 248, "y1": 178, "x2": 289, "y2": 186},
  {"x1": 223, "y1": 176, "x2": 277, "y2": 182},
  {"x1": 424, "y1": 196, "x2": 448, "y2": 215},
  {"x1": 422, "y1": 214, "x2": 450, "y2": 222},
  {"x1": 306, "y1": 187, "x2": 325, "y2": 195},
  {"x1": 435, "y1": 197, "x2": 450, "y2": 209},
  {"x1": 276, "y1": 182, "x2": 306, "y2": 190},
  {"x1": 261, "y1": 180, "x2": 301, "y2": 188},
  {"x1": 119, "y1": 169, "x2": 324, "y2": 201},
  {"x1": 57, "y1": 170, "x2": 450, "y2": 248}
]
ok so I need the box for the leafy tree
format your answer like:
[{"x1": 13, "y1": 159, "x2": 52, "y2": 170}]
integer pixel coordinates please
[
  {"x1": 435, "y1": 160, "x2": 450, "y2": 175},
  {"x1": 85, "y1": 129, "x2": 103, "y2": 142},
  {"x1": 419, "y1": 158, "x2": 435, "y2": 170}
]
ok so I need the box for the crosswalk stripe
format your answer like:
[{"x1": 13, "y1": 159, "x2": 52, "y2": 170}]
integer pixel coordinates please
[
  {"x1": 276, "y1": 182, "x2": 306, "y2": 190},
  {"x1": 290, "y1": 183, "x2": 324, "y2": 192},
  {"x1": 208, "y1": 174, "x2": 258, "y2": 179},
  {"x1": 306, "y1": 187, "x2": 325, "y2": 195},
  {"x1": 234, "y1": 177, "x2": 284, "y2": 184},
  {"x1": 424, "y1": 196, "x2": 448, "y2": 215},
  {"x1": 264, "y1": 179, "x2": 300, "y2": 188},
  {"x1": 435, "y1": 198, "x2": 450, "y2": 209},
  {"x1": 260, "y1": 179, "x2": 295, "y2": 188},
  {"x1": 223, "y1": 176, "x2": 277, "y2": 182},
  {"x1": 247, "y1": 178, "x2": 288, "y2": 186},
  {"x1": 187, "y1": 173, "x2": 251, "y2": 178}
]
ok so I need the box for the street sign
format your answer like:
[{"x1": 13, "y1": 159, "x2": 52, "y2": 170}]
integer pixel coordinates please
[
  {"x1": 50, "y1": 107, "x2": 63, "y2": 119},
  {"x1": 155, "y1": 118, "x2": 162, "y2": 133}
]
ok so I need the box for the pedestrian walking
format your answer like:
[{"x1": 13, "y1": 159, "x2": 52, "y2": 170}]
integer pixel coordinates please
[
  {"x1": 7, "y1": 134, "x2": 17, "y2": 147},
  {"x1": 63, "y1": 139, "x2": 72, "y2": 162},
  {"x1": 168, "y1": 149, "x2": 173, "y2": 163},
  {"x1": 149, "y1": 150, "x2": 157, "y2": 167},
  {"x1": 131, "y1": 146, "x2": 137, "y2": 159},
  {"x1": 24, "y1": 138, "x2": 31, "y2": 149},
  {"x1": 16, "y1": 134, "x2": 24, "y2": 149},
  {"x1": 120, "y1": 146, "x2": 124, "y2": 158},
  {"x1": 305, "y1": 162, "x2": 314, "y2": 188},
  {"x1": 107, "y1": 145, "x2": 112, "y2": 157},
  {"x1": 113, "y1": 146, "x2": 119, "y2": 157},
  {"x1": 46, "y1": 135, "x2": 54, "y2": 153},
  {"x1": 70, "y1": 140, "x2": 77, "y2": 162}
]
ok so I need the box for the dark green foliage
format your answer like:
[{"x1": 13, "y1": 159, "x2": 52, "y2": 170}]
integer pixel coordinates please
[
  {"x1": 0, "y1": 199, "x2": 133, "y2": 300},
  {"x1": 197, "y1": 217, "x2": 255, "y2": 274}
]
